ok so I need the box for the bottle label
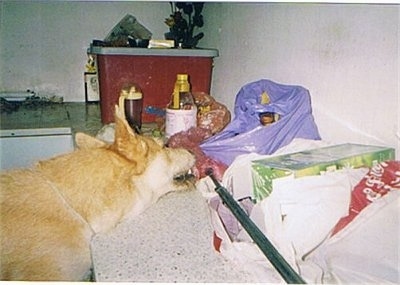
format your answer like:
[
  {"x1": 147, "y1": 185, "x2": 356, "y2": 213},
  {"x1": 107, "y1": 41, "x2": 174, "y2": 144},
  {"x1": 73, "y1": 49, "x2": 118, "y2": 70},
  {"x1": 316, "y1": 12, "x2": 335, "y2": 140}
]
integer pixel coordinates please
[{"x1": 165, "y1": 108, "x2": 197, "y2": 138}]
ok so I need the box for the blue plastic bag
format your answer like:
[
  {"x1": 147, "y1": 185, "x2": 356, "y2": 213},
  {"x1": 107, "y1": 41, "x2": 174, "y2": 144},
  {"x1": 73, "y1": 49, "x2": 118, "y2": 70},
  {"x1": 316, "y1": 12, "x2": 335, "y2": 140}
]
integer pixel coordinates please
[{"x1": 200, "y1": 79, "x2": 321, "y2": 165}]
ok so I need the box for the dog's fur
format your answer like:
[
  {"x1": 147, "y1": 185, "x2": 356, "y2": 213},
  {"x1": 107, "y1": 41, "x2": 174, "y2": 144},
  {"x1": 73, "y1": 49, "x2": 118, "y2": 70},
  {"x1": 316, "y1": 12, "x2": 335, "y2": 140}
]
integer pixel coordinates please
[{"x1": 0, "y1": 106, "x2": 195, "y2": 281}]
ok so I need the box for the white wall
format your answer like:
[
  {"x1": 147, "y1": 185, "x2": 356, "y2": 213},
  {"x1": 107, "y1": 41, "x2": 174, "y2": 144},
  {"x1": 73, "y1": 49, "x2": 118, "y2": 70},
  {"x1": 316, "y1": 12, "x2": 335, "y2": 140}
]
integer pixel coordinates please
[
  {"x1": 0, "y1": 1, "x2": 169, "y2": 101},
  {"x1": 1, "y1": 1, "x2": 399, "y2": 158},
  {"x1": 201, "y1": 3, "x2": 399, "y2": 158}
]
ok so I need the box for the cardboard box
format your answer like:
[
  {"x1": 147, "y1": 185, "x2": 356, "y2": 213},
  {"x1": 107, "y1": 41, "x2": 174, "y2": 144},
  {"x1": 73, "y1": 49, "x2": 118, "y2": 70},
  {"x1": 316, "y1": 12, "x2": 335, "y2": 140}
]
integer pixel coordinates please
[{"x1": 251, "y1": 143, "x2": 395, "y2": 202}]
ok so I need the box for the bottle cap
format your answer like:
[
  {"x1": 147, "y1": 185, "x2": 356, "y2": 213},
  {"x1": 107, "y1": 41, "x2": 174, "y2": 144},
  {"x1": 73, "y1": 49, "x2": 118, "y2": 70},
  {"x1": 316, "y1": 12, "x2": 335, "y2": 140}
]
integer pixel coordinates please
[
  {"x1": 177, "y1": 74, "x2": 188, "y2": 81},
  {"x1": 127, "y1": 91, "x2": 143, "y2": 100}
]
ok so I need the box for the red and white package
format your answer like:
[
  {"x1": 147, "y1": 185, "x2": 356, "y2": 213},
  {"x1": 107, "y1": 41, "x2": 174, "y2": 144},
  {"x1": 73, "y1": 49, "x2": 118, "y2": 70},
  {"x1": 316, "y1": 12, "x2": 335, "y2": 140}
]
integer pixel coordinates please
[{"x1": 331, "y1": 160, "x2": 400, "y2": 236}]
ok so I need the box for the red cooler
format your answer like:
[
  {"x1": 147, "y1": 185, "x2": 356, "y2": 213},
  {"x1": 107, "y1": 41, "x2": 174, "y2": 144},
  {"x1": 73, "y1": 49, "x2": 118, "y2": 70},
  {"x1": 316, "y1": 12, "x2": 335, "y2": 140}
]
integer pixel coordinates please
[{"x1": 88, "y1": 46, "x2": 218, "y2": 124}]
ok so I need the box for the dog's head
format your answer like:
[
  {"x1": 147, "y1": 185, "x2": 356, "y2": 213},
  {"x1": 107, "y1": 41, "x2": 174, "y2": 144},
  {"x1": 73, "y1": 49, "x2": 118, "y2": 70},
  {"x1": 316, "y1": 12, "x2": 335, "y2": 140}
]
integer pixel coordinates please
[{"x1": 75, "y1": 105, "x2": 196, "y2": 191}]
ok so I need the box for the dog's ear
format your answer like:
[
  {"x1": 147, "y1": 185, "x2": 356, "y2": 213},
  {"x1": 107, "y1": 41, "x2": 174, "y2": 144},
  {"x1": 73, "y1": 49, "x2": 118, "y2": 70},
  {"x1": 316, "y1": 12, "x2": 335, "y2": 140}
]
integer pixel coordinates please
[
  {"x1": 75, "y1": 132, "x2": 106, "y2": 149},
  {"x1": 112, "y1": 105, "x2": 149, "y2": 174}
]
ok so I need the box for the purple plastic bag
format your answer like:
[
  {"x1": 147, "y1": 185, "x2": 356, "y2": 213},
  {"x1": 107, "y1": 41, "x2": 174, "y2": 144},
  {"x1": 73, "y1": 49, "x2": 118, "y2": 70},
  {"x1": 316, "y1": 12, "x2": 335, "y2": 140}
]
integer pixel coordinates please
[{"x1": 200, "y1": 79, "x2": 321, "y2": 165}]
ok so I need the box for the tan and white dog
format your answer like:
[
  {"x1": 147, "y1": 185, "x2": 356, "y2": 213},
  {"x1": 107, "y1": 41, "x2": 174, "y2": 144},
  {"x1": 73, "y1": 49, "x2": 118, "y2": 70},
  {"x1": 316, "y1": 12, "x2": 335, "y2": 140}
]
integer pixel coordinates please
[{"x1": 0, "y1": 106, "x2": 195, "y2": 281}]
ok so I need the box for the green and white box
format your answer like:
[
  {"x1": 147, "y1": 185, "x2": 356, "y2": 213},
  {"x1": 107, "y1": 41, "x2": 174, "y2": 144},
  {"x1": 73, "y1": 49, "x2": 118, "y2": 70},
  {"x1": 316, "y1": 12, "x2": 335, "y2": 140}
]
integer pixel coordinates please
[{"x1": 251, "y1": 143, "x2": 395, "y2": 202}]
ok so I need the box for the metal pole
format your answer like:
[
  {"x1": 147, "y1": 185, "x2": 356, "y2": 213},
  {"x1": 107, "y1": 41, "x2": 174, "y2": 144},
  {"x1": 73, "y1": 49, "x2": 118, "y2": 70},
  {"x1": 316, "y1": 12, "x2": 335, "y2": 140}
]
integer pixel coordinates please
[{"x1": 206, "y1": 169, "x2": 306, "y2": 284}]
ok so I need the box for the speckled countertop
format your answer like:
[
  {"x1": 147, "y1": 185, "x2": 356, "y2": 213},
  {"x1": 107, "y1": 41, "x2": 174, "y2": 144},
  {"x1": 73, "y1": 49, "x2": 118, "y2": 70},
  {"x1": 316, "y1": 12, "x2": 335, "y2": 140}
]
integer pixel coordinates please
[{"x1": 91, "y1": 189, "x2": 256, "y2": 283}]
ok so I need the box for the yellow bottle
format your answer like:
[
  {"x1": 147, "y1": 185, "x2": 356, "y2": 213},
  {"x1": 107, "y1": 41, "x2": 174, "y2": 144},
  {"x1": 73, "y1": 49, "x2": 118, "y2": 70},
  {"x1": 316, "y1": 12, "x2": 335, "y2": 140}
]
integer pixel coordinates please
[
  {"x1": 171, "y1": 74, "x2": 192, "y2": 109},
  {"x1": 166, "y1": 74, "x2": 197, "y2": 138}
]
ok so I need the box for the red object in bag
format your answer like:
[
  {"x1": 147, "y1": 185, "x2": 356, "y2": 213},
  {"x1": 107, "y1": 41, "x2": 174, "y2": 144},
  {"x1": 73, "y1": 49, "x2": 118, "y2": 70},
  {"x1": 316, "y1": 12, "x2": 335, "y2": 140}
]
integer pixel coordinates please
[
  {"x1": 331, "y1": 160, "x2": 400, "y2": 236},
  {"x1": 167, "y1": 127, "x2": 228, "y2": 181}
]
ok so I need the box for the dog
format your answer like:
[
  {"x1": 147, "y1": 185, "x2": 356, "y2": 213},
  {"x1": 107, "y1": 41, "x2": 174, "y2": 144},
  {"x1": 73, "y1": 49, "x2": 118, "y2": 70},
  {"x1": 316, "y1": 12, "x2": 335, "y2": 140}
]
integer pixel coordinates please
[{"x1": 0, "y1": 105, "x2": 195, "y2": 281}]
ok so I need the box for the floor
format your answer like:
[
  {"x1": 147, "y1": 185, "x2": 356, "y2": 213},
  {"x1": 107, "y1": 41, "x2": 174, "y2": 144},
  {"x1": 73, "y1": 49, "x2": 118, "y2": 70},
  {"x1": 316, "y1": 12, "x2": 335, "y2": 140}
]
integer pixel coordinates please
[{"x1": 0, "y1": 101, "x2": 256, "y2": 282}]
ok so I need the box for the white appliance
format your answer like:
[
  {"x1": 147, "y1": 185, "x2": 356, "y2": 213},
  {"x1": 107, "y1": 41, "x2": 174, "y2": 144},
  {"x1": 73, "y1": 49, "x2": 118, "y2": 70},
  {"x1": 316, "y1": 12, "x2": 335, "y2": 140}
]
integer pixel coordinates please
[{"x1": 0, "y1": 127, "x2": 74, "y2": 170}]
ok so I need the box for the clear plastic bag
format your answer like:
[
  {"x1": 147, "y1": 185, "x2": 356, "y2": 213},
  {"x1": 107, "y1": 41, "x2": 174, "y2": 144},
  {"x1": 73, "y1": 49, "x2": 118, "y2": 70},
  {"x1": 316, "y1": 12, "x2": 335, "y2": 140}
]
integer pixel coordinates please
[{"x1": 200, "y1": 79, "x2": 321, "y2": 165}]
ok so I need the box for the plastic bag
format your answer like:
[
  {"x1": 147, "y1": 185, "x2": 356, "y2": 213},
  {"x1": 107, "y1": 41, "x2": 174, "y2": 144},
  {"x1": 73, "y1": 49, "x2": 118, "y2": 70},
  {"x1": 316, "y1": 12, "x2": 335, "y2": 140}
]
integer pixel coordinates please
[
  {"x1": 193, "y1": 92, "x2": 231, "y2": 134},
  {"x1": 166, "y1": 127, "x2": 228, "y2": 181},
  {"x1": 331, "y1": 160, "x2": 400, "y2": 235},
  {"x1": 200, "y1": 79, "x2": 321, "y2": 165}
]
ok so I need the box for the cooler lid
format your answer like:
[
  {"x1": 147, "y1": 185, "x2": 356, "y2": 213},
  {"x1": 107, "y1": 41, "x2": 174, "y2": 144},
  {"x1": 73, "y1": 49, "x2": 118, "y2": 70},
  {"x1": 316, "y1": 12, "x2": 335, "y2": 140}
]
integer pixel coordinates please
[{"x1": 88, "y1": 46, "x2": 219, "y2": 58}]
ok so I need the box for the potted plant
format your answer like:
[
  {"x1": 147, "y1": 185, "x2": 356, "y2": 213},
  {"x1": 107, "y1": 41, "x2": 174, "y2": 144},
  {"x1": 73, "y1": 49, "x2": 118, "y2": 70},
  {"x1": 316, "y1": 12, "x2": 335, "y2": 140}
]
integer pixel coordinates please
[{"x1": 164, "y1": 2, "x2": 204, "y2": 48}]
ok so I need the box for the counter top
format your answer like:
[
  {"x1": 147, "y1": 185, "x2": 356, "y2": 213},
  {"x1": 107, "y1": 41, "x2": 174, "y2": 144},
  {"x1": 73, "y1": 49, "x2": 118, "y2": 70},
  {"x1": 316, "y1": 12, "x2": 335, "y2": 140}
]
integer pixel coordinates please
[
  {"x1": 88, "y1": 46, "x2": 219, "y2": 57},
  {"x1": 91, "y1": 189, "x2": 256, "y2": 282}
]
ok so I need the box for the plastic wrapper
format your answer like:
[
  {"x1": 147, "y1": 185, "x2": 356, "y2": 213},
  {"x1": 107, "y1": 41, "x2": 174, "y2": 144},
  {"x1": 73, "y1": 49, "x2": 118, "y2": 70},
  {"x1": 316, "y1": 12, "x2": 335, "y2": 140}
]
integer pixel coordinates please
[
  {"x1": 167, "y1": 127, "x2": 227, "y2": 181},
  {"x1": 193, "y1": 92, "x2": 231, "y2": 134},
  {"x1": 200, "y1": 79, "x2": 321, "y2": 165}
]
